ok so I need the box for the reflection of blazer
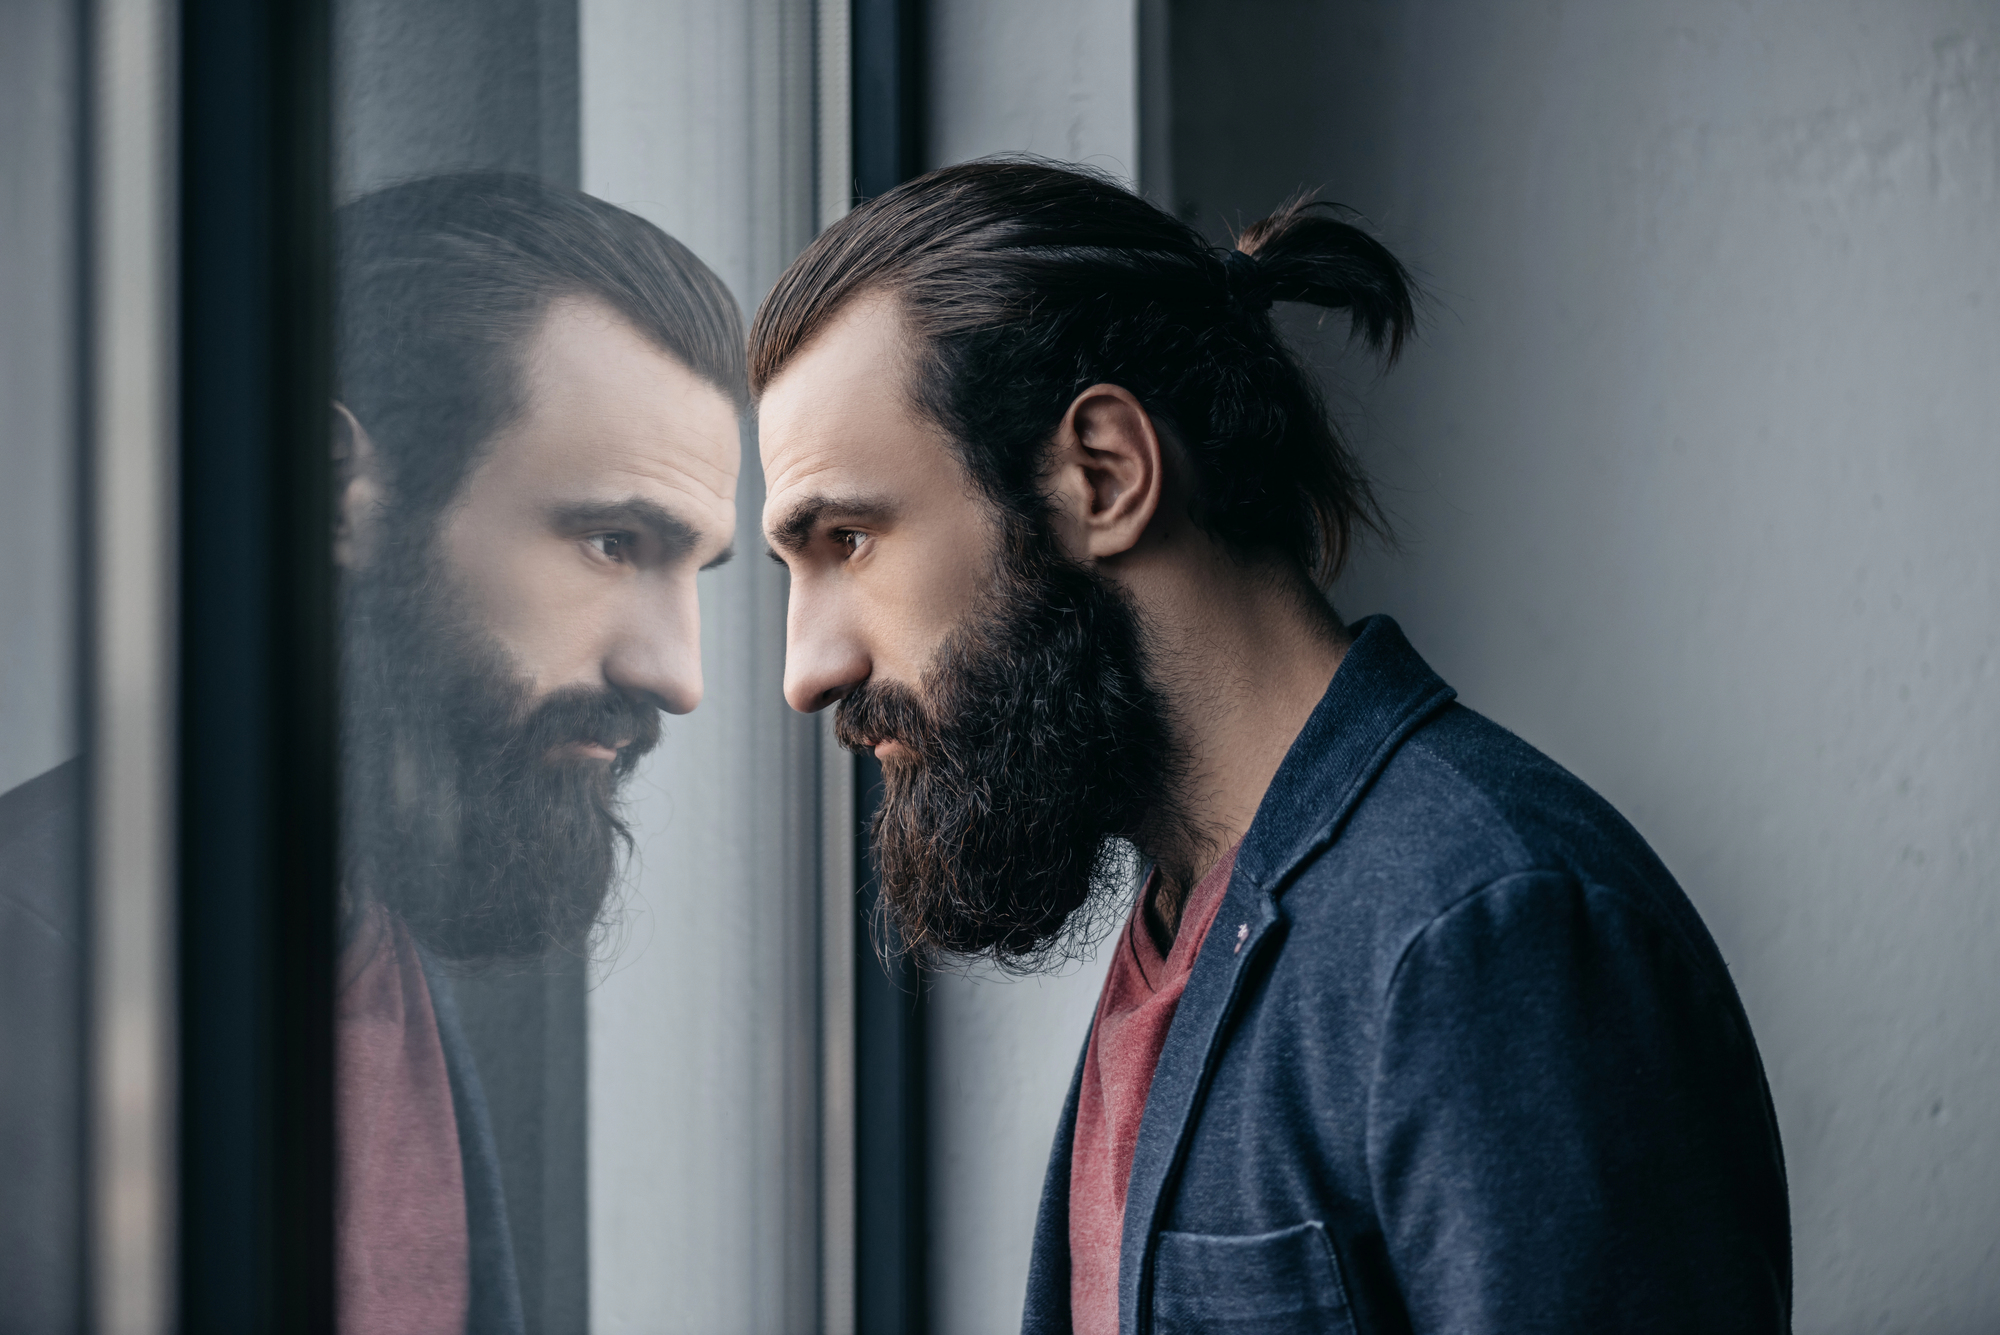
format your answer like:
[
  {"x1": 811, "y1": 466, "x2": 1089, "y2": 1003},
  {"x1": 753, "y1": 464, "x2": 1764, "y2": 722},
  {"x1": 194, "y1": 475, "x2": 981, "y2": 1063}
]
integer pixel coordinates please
[
  {"x1": 1021, "y1": 617, "x2": 1791, "y2": 1335},
  {"x1": 0, "y1": 759, "x2": 85, "y2": 1333},
  {"x1": 418, "y1": 947, "x2": 525, "y2": 1335},
  {"x1": 0, "y1": 761, "x2": 523, "y2": 1335}
]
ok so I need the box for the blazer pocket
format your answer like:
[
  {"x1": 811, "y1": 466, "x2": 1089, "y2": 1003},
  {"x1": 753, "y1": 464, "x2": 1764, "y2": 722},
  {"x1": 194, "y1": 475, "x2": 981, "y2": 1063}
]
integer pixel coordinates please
[{"x1": 1149, "y1": 1221, "x2": 1358, "y2": 1335}]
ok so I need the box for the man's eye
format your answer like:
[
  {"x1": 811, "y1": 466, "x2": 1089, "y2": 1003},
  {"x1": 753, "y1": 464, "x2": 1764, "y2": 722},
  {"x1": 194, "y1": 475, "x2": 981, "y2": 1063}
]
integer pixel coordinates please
[
  {"x1": 588, "y1": 532, "x2": 635, "y2": 561},
  {"x1": 834, "y1": 529, "x2": 866, "y2": 558}
]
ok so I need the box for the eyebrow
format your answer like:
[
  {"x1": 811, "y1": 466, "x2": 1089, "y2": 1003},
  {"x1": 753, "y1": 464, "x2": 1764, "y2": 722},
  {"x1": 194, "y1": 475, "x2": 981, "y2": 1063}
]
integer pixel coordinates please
[
  {"x1": 765, "y1": 490, "x2": 900, "y2": 558},
  {"x1": 548, "y1": 497, "x2": 735, "y2": 570}
]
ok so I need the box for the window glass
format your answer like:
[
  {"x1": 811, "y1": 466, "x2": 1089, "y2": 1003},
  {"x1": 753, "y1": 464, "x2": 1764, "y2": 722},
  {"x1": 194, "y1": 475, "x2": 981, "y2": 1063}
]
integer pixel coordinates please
[
  {"x1": 331, "y1": 2, "x2": 829, "y2": 1329},
  {"x1": 0, "y1": 0, "x2": 85, "y2": 1326}
]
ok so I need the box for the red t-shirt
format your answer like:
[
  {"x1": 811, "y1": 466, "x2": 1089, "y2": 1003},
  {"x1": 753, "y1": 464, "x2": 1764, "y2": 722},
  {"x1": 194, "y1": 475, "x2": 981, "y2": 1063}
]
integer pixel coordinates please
[
  {"x1": 1069, "y1": 841, "x2": 1243, "y2": 1335},
  {"x1": 335, "y1": 908, "x2": 471, "y2": 1335}
]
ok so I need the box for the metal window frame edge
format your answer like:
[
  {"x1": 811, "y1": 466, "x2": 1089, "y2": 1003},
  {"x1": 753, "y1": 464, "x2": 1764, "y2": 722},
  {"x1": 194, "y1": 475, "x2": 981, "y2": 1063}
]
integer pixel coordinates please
[
  {"x1": 816, "y1": 8, "x2": 856, "y2": 1333},
  {"x1": 85, "y1": 0, "x2": 180, "y2": 1330}
]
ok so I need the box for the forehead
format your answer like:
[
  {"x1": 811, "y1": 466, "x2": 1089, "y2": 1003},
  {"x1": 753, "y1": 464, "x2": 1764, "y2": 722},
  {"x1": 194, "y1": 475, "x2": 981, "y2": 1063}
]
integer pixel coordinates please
[
  {"x1": 757, "y1": 292, "x2": 959, "y2": 512},
  {"x1": 486, "y1": 294, "x2": 740, "y2": 518}
]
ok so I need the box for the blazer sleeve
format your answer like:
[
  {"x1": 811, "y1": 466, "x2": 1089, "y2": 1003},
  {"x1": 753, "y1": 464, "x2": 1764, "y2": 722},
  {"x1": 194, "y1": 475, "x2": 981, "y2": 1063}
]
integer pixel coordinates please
[{"x1": 1365, "y1": 870, "x2": 1790, "y2": 1334}]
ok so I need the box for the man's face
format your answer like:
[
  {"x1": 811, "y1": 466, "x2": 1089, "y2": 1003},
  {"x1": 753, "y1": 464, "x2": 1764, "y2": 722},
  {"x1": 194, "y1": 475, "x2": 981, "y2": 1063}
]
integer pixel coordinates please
[
  {"x1": 760, "y1": 295, "x2": 1171, "y2": 964},
  {"x1": 440, "y1": 295, "x2": 739, "y2": 726},
  {"x1": 345, "y1": 295, "x2": 738, "y2": 961},
  {"x1": 758, "y1": 293, "x2": 996, "y2": 733}
]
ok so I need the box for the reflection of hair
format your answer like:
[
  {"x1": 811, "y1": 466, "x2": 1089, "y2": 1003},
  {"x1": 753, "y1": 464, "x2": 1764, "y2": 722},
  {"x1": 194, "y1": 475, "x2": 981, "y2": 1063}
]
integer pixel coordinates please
[
  {"x1": 749, "y1": 158, "x2": 1417, "y2": 584},
  {"x1": 336, "y1": 172, "x2": 745, "y2": 532}
]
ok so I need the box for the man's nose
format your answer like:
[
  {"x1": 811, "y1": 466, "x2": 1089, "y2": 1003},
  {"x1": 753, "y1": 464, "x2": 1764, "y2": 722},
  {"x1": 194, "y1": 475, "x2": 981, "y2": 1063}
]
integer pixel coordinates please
[
  {"x1": 783, "y1": 585, "x2": 869, "y2": 714},
  {"x1": 604, "y1": 582, "x2": 704, "y2": 715}
]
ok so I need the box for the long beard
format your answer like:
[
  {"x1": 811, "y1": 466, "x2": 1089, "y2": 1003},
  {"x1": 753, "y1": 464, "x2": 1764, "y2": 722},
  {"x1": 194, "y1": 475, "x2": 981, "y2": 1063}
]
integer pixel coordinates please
[
  {"x1": 341, "y1": 554, "x2": 660, "y2": 965},
  {"x1": 836, "y1": 525, "x2": 1179, "y2": 969}
]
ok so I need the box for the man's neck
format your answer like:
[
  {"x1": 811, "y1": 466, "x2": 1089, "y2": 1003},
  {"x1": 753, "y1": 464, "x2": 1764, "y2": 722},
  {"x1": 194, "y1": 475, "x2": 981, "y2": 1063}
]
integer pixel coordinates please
[{"x1": 1123, "y1": 547, "x2": 1350, "y2": 941}]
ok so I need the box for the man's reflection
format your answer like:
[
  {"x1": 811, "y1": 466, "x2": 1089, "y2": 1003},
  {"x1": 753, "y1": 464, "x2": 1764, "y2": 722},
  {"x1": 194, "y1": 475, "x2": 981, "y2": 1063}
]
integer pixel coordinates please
[{"x1": 334, "y1": 173, "x2": 742, "y2": 1333}]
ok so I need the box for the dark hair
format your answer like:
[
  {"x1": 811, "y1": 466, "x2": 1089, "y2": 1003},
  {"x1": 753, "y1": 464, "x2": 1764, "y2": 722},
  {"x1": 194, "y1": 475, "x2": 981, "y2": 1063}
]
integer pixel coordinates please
[
  {"x1": 337, "y1": 172, "x2": 746, "y2": 531},
  {"x1": 748, "y1": 158, "x2": 1416, "y2": 583}
]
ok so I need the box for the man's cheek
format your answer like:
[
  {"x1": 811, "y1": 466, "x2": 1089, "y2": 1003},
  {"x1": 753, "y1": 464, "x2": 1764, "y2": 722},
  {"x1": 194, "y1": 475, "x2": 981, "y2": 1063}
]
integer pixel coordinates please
[{"x1": 486, "y1": 586, "x2": 606, "y2": 696}]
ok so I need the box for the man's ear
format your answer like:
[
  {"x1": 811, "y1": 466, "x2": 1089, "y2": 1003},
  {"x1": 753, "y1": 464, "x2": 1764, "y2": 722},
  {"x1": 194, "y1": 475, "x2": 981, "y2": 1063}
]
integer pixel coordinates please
[
  {"x1": 1044, "y1": 383, "x2": 1164, "y2": 563},
  {"x1": 332, "y1": 402, "x2": 387, "y2": 569}
]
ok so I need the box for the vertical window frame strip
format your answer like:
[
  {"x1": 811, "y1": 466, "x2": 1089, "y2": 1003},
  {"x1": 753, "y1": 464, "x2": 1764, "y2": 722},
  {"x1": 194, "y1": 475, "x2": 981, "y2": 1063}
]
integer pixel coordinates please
[
  {"x1": 847, "y1": 3, "x2": 928, "y2": 1329},
  {"x1": 815, "y1": 10, "x2": 857, "y2": 1335},
  {"x1": 819, "y1": 714, "x2": 857, "y2": 1335},
  {"x1": 817, "y1": 0, "x2": 853, "y2": 229},
  {"x1": 84, "y1": 0, "x2": 180, "y2": 1328},
  {"x1": 175, "y1": 0, "x2": 336, "y2": 1324},
  {"x1": 1137, "y1": 0, "x2": 1173, "y2": 205}
]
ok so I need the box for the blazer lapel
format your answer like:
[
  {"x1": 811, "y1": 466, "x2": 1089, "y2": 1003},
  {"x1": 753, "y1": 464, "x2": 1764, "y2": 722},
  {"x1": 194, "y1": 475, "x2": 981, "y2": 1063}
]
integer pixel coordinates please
[
  {"x1": 1022, "y1": 1026, "x2": 1094, "y2": 1335},
  {"x1": 1113, "y1": 616, "x2": 1456, "y2": 1335}
]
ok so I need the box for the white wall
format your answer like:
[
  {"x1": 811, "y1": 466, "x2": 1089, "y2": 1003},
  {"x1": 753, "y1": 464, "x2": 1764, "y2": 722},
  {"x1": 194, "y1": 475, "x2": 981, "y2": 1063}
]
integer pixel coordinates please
[
  {"x1": 1173, "y1": 1, "x2": 2000, "y2": 1329},
  {"x1": 581, "y1": 3, "x2": 823, "y2": 1330},
  {"x1": 921, "y1": 5, "x2": 1137, "y2": 1331},
  {"x1": 927, "y1": 0, "x2": 1137, "y2": 182}
]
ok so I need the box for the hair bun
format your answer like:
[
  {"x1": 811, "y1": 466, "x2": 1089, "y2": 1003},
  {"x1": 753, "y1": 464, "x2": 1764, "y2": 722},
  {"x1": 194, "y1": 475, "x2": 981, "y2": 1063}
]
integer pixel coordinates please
[
  {"x1": 1220, "y1": 249, "x2": 1276, "y2": 314},
  {"x1": 1234, "y1": 195, "x2": 1417, "y2": 363}
]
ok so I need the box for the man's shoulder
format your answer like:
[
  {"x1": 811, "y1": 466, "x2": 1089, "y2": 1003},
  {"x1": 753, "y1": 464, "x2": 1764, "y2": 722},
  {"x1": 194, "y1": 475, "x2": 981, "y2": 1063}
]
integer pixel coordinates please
[
  {"x1": 1385, "y1": 701, "x2": 1659, "y2": 874},
  {"x1": 1275, "y1": 702, "x2": 1723, "y2": 994}
]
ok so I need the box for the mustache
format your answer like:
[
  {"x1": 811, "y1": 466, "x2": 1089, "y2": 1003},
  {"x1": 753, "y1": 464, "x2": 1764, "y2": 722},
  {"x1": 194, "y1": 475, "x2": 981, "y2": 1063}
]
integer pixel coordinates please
[
  {"x1": 833, "y1": 676, "x2": 934, "y2": 759},
  {"x1": 499, "y1": 684, "x2": 664, "y2": 777}
]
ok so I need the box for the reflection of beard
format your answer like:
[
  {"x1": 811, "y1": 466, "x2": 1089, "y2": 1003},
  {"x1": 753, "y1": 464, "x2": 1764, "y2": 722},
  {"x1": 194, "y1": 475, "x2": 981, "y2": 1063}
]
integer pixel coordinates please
[
  {"x1": 835, "y1": 522, "x2": 1180, "y2": 969},
  {"x1": 341, "y1": 543, "x2": 660, "y2": 964}
]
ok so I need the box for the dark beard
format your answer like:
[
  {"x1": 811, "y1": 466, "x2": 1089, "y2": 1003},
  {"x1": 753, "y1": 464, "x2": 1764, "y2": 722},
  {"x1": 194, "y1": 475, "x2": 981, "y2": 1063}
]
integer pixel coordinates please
[
  {"x1": 836, "y1": 523, "x2": 1180, "y2": 969},
  {"x1": 341, "y1": 551, "x2": 660, "y2": 965}
]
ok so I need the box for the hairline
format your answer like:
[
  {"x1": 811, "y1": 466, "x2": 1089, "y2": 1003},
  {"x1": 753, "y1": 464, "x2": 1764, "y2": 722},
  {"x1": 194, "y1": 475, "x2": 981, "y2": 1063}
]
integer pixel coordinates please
[
  {"x1": 755, "y1": 284, "x2": 1053, "y2": 543},
  {"x1": 411, "y1": 284, "x2": 741, "y2": 538}
]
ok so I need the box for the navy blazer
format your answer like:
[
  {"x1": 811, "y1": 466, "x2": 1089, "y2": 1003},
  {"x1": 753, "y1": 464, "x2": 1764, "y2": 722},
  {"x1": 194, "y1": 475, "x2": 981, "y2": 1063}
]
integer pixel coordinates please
[
  {"x1": 420, "y1": 949, "x2": 526, "y2": 1335},
  {"x1": 1022, "y1": 616, "x2": 1790, "y2": 1335},
  {"x1": 0, "y1": 760, "x2": 85, "y2": 1332}
]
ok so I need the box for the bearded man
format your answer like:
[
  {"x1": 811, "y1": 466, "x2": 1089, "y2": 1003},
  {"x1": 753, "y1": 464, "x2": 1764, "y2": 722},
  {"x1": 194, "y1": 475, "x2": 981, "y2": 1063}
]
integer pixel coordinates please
[
  {"x1": 334, "y1": 173, "x2": 742, "y2": 1333},
  {"x1": 753, "y1": 160, "x2": 1790, "y2": 1334}
]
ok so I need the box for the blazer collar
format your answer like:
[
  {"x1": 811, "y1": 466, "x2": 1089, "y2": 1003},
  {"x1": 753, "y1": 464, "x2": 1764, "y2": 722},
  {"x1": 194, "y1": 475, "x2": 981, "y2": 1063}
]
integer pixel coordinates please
[
  {"x1": 1114, "y1": 615, "x2": 1456, "y2": 1334},
  {"x1": 1232, "y1": 615, "x2": 1459, "y2": 898}
]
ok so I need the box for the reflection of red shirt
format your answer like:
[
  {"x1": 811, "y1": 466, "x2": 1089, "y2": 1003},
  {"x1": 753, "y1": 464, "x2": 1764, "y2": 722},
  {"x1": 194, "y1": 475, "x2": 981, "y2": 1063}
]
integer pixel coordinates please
[
  {"x1": 1069, "y1": 841, "x2": 1243, "y2": 1335},
  {"x1": 336, "y1": 908, "x2": 470, "y2": 1335}
]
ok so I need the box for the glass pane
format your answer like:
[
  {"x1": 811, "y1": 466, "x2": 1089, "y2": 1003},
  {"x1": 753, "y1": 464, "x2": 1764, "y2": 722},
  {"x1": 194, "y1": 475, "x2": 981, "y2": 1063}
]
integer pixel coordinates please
[
  {"x1": 331, "y1": 3, "x2": 824, "y2": 1329},
  {"x1": 0, "y1": 0, "x2": 84, "y2": 1326}
]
